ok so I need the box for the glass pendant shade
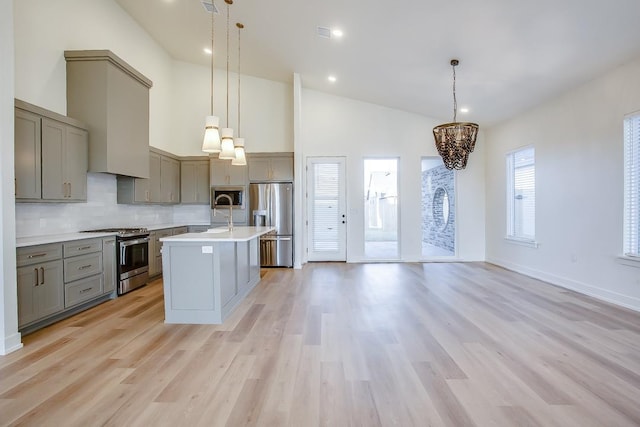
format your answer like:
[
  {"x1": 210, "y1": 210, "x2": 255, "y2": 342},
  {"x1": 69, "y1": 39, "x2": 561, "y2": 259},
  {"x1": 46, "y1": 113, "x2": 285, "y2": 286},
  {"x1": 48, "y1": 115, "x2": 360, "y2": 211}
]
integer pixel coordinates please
[
  {"x1": 231, "y1": 137, "x2": 246, "y2": 165},
  {"x1": 219, "y1": 127, "x2": 236, "y2": 159},
  {"x1": 202, "y1": 115, "x2": 221, "y2": 153}
]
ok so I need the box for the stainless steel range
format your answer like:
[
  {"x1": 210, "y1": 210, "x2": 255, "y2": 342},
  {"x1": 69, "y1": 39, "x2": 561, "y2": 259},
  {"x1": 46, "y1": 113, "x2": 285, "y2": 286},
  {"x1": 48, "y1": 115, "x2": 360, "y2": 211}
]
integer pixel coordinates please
[{"x1": 84, "y1": 227, "x2": 150, "y2": 295}]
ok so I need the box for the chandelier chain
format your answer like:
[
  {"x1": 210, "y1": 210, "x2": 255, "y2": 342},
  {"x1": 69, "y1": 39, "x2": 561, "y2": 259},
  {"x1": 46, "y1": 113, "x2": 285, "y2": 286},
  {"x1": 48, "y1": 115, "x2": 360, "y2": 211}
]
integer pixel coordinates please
[{"x1": 452, "y1": 62, "x2": 457, "y2": 123}]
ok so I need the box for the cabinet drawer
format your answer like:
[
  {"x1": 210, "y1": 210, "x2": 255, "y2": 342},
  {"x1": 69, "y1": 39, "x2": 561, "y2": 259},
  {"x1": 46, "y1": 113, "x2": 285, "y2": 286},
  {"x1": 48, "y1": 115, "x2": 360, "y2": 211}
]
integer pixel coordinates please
[
  {"x1": 64, "y1": 252, "x2": 102, "y2": 283},
  {"x1": 17, "y1": 243, "x2": 63, "y2": 267},
  {"x1": 63, "y1": 238, "x2": 103, "y2": 257},
  {"x1": 65, "y1": 275, "x2": 103, "y2": 308}
]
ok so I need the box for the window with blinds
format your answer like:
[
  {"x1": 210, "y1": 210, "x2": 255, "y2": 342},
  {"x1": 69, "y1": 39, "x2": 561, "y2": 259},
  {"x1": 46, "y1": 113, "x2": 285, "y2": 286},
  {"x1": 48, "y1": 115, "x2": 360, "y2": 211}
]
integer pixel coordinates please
[
  {"x1": 506, "y1": 147, "x2": 535, "y2": 241},
  {"x1": 312, "y1": 163, "x2": 340, "y2": 252},
  {"x1": 624, "y1": 112, "x2": 640, "y2": 257}
]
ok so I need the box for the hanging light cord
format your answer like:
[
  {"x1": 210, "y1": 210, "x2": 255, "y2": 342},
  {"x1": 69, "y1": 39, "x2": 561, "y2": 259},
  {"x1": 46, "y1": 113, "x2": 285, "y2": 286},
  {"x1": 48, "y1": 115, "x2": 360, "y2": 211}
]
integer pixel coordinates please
[
  {"x1": 225, "y1": 0, "x2": 231, "y2": 127},
  {"x1": 237, "y1": 23, "x2": 242, "y2": 136},
  {"x1": 210, "y1": 2, "x2": 215, "y2": 116}
]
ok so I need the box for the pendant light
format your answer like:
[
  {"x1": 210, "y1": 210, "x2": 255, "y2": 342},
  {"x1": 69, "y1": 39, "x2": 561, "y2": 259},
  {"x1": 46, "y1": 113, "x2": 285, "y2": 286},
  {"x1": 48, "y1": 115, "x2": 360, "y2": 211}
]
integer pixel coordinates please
[
  {"x1": 202, "y1": 1, "x2": 221, "y2": 153},
  {"x1": 232, "y1": 22, "x2": 247, "y2": 166},
  {"x1": 218, "y1": 0, "x2": 236, "y2": 159},
  {"x1": 432, "y1": 59, "x2": 479, "y2": 170}
]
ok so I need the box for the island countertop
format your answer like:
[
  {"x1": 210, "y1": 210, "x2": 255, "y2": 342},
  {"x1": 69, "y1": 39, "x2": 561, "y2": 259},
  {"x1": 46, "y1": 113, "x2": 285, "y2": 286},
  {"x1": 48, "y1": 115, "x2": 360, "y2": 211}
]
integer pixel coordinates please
[{"x1": 160, "y1": 226, "x2": 275, "y2": 243}]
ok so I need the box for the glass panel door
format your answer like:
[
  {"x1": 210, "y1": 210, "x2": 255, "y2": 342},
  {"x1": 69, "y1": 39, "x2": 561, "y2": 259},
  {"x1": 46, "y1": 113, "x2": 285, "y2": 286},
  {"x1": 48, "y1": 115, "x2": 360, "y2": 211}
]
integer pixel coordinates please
[{"x1": 364, "y1": 158, "x2": 398, "y2": 259}]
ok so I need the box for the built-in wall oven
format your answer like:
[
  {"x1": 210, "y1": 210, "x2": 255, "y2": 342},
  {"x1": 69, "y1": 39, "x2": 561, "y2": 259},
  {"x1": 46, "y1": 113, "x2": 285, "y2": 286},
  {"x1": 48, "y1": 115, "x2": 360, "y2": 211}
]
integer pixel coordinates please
[{"x1": 84, "y1": 228, "x2": 150, "y2": 295}]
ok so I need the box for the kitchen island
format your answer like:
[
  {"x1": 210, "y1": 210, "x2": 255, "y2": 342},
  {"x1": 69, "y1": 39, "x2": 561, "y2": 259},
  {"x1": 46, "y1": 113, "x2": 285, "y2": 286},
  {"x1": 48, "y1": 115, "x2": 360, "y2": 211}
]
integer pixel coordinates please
[{"x1": 160, "y1": 226, "x2": 274, "y2": 324}]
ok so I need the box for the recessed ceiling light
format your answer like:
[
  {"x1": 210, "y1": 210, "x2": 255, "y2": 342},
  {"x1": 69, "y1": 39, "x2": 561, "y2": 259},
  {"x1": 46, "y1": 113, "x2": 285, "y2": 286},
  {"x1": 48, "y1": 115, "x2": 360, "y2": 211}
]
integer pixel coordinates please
[
  {"x1": 328, "y1": 75, "x2": 337, "y2": 83},
  {"x1": 317, "y1": 26, "x2": 344, "y2": 39},
  {"x1": 460, "y1": 107, "x2": 469, "y2": 113},
  {"x1": 204, "y1": 47, "x2": 212, "y2": 55}
]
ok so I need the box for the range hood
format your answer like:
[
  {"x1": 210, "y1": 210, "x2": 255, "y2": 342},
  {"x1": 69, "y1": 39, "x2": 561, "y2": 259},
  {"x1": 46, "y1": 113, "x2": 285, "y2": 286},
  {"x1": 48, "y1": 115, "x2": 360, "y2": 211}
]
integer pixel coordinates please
[{"x1": 65, "y1": 50, "x2": 152, "y2": 179}]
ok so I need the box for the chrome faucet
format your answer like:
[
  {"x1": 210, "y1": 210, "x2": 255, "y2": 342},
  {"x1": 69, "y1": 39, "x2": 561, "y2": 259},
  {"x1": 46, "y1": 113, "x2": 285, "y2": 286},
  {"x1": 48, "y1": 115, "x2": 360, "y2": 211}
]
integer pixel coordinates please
[{"x1": 214, "y1": 194, "x2": 234, "y2": 231}]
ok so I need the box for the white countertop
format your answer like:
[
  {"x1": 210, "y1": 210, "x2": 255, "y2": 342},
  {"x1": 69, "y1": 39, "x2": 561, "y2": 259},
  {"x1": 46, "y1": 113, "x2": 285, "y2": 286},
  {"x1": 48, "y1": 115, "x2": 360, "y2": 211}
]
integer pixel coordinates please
[
  {"x1": 16, "y1": 232, "x2": 117, "y2": 248},
  {"x1": 16, "y1": 223, "x2": 212, "y2": 247},
  {"x1": 160, "y1": 226, "x2": 275, "y2": 243}
]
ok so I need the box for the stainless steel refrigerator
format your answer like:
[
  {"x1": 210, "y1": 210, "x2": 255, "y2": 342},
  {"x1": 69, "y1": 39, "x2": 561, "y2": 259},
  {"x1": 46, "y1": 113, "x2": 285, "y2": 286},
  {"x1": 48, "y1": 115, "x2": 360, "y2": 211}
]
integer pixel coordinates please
[{"x1": 249, "y1": 182, "x2": 293, "y2": 267}]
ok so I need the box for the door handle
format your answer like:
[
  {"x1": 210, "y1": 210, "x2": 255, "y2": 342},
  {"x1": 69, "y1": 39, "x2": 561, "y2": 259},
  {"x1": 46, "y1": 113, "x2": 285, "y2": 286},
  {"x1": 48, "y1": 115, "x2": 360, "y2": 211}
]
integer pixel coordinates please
[
  {"x1": 40, "y1": 267, "x2": 44, "y2": 285},
  {"x1": 34, "y1": 268, "x2": 39, "y2": 286}
]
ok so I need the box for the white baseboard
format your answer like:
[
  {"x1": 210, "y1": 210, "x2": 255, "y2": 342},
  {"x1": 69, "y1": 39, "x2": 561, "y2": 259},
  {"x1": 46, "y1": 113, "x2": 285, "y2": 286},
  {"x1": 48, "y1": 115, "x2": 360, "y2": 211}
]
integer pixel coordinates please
[
  {"x1": 1, "y1": 332, "x2": 23, "y2": 355},
  {"x1": 486, "y1": 256, "x2": 640, "y2": 313}
]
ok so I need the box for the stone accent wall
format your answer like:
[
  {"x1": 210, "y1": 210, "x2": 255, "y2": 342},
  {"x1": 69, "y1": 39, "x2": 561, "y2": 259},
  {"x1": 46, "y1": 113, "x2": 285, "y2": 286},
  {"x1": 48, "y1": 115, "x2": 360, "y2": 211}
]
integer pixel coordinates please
[{"x1": 421, "y1": 165, "x2": 455, "y2": 252}]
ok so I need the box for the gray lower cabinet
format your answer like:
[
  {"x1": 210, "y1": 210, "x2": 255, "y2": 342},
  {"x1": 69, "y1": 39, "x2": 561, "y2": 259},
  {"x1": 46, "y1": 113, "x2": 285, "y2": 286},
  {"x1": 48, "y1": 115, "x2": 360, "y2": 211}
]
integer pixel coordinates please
[
  {"x1": 102, "y1": 237, "x2": 117, "y2": 294},
  {"x1": 15, "y1": 100, "x2": 89, "y2": 202},
  {"x1": 150, "y1": 229, "x2": 172, "y2": 277},
  {"x1": 63, "y1": 239, "x2": 103, "y2": 308},
  {"x1": 181, "y1": 160, "x2": 210, "y2": 204},
  {"x1": 149, "y1": 227, "x2": 190, "y2": 278},
  {"x1": 17, "y1": 237, "x2": 115, "y2": 333},
  {"x1": 17, "y1": 259, "x2": 64, "y2": 327}
]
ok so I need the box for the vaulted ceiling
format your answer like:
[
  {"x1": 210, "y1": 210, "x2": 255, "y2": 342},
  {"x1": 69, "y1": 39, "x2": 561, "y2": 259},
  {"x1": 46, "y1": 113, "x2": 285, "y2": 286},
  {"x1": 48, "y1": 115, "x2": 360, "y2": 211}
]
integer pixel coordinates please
[{"x1": 115, "y1": 0, "x2": 640, "y2": 126}]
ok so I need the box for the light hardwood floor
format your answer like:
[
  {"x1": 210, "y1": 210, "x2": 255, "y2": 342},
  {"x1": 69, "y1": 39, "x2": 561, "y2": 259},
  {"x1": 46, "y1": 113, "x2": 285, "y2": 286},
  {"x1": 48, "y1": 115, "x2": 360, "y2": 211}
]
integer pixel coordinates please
[{"x1": 1, "y1": 262, "x2": 640, "y2": 426}]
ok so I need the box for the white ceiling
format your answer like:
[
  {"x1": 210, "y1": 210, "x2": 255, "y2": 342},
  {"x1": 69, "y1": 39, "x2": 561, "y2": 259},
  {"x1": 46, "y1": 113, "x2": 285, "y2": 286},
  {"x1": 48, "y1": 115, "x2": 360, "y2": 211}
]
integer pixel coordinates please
[{"x1": 115, "y1": 0, "x2": 640, "y2": 126}]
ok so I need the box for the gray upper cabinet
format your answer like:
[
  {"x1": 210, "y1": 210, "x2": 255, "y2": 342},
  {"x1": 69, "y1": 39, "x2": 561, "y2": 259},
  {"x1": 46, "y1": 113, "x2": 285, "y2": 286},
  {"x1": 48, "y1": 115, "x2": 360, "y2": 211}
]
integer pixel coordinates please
[
  {"x1": 65, "y1": 50, "x2": 152, "y2": 179},
  {"x1": 211, "y1": 158, "x2": 247, "y2": 186},
  {"x1": 14, "y1": 109, "x2": 41, "y2": 199},
  {"x1": 248, "y1": 153, "x2": 293, "y2": 182},
  {"x1": 14, "y1": 100, "x2": 88, "y2": 202},
  {"x1": 161, "y1": 156, "x2": 180, "y2": 203},
  {"x1": 181, "y1": 159, "x2": 210, "y2": 204},
  {"x1": 117, "y1": 148, "x2": 179, "y2": 205}
]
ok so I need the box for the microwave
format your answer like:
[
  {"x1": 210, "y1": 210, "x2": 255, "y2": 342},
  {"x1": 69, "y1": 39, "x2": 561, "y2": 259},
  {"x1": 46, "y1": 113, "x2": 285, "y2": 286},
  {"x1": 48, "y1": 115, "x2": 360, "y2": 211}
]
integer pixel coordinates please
[{"x1": 211, "y1": 186, "x2": 245, "y2": 209}]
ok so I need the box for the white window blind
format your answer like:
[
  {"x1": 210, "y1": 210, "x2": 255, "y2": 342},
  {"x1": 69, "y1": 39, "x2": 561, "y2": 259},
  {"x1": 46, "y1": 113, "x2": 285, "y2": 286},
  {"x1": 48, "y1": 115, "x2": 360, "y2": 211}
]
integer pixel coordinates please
[
  {"x1": 312, "y1": 163, "x2": 339, "y2": 252},
  {"x1": 624, "y1": 113, "x2": 640, "y2": 257},
  {"x1": 507, "y1": 147, "x2": 535, "y2": 241}
]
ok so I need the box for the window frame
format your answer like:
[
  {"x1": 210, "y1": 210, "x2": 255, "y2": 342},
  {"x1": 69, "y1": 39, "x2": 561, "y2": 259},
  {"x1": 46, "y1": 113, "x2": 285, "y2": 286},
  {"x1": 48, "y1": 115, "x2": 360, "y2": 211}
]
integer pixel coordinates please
[{"x1": 505, "y1": 146, "x2": 538, "y2": 247}]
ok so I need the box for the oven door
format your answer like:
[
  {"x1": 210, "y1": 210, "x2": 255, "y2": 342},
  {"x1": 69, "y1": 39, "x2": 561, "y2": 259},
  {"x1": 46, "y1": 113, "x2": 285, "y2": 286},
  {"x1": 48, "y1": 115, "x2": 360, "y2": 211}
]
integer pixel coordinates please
[{"x1": 119, "y1": 237, "x2": 150, "y2": 280}]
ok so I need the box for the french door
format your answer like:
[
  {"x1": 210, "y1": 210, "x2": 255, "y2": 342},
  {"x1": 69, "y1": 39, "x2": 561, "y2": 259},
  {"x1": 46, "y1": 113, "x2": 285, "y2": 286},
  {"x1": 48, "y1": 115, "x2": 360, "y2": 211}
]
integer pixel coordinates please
[{"x1": 306, "y1": 157, "x2": 347, "y2": 261}]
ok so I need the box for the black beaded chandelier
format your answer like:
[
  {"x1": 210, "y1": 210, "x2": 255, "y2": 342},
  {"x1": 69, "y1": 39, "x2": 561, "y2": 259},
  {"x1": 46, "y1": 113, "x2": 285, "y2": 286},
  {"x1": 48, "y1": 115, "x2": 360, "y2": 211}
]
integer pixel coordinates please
[{"x1": 433, "y1": 59, "x2": 479, "y2": 170}]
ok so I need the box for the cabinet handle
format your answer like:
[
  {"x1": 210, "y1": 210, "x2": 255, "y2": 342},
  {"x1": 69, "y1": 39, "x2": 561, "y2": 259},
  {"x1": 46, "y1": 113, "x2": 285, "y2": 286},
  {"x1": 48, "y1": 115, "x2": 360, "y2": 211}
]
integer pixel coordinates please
[
  {"x1": 68, "y1": 182, "x2": 72, "y2": 198},
  {"x1": 40, "y1": 267, "x2": 44, "y2": 285},
  {"x1": 34, "y1": 268, "x2": 39, "y2": 286},
  {"x1": 28, "y1": 253, "x2": 47, "y2": 259},
  {"x1": 79, "y1": 287, "x2": 93, "y2": 294},
  {"x1": 77, "y1": 246, "x2": 92, "y2": 251},
  {"x1": 79, "y1": 264, "x2": 92, "y2": 270}
]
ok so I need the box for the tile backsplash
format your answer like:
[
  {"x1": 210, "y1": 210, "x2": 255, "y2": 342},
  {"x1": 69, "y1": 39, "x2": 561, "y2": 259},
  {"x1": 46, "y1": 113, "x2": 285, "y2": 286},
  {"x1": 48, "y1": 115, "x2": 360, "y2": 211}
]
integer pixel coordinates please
[{"x1": 15, "y1": 173, "x2": 210, "y2": 238}]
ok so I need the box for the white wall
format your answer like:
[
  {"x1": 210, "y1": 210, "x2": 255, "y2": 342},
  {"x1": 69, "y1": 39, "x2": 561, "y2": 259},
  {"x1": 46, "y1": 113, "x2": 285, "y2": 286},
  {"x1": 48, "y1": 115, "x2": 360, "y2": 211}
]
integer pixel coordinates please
[
  {"x1": 485, "y1": 56, "x2": 640, "y2": 311},
  {"x1": 1, "y1": 0, "x2": 22, "y2": 354},
  {"x1": 300, "y1": 89, "x2": 486, "y2": 262},
  {"x1": 14, "y1": 0, "x2": 175, "y2": 153},
  {"x1": 170, "y1": 61, "x2": 293, "y2": 156}
]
